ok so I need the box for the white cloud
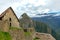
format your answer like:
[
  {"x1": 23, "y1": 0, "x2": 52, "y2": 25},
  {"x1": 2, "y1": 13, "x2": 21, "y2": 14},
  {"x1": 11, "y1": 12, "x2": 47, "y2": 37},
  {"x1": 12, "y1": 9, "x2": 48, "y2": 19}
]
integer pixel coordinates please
[
  {"x1": 32, "y1": 15, "x2": 50, "y2": 17},
  {"x1": 53, "y1": 14, "x2": 60, "y2": 17},
  {"x1": 28, "y1": 0, "x2": 48, "y2": 6},
  {"x1": 0, "y1": 0, "x2": 60, "y2": 17},
  {"x1": 43, "y1": 9, "x2": 50, "y2": 13},
  {"x1": 11, "y1": 2, "x2": 20, "y2": 10}
]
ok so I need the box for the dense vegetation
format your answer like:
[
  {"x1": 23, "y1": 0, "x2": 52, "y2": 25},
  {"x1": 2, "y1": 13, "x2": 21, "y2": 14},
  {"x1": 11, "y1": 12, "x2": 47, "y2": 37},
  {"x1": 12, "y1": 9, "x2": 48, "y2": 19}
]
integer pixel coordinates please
[{"x1": 33, "y1": 20, "x2": 51, "y2": 33}]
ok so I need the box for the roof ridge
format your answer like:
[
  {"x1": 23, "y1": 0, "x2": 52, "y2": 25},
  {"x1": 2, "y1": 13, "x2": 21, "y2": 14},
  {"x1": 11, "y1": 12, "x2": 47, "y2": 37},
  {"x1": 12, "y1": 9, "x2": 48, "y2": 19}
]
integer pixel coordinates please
[{"x1": 0, "y1": 7, "x2": 19, "y2": 22}]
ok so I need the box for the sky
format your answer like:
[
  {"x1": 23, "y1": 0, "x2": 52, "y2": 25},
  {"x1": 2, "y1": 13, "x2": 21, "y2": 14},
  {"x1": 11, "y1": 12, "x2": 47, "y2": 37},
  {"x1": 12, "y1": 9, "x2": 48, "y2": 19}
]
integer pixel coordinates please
[{"x1": 0, "y1": 0, "x2": 60, "y2": 17}]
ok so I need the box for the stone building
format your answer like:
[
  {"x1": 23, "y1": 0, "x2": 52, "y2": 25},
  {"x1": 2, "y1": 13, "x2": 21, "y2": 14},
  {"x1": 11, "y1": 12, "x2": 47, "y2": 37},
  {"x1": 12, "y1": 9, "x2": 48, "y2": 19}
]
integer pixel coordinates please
[
  {"x1": 0, "y1": 7, "x2": 25, "y2": 40},
  {"x1": 0, "y1": 7, "x2": 20, "y2": 32}
]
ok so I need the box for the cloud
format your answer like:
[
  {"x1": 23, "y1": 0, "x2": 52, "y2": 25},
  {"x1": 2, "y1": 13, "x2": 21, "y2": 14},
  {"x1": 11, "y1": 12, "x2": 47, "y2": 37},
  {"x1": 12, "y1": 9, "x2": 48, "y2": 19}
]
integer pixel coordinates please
[
  {"x1": 53, "y1": 13, "x2": 60, "y2": 17},
  {"x1": 28, "y1": 0, "x2": 46, "y2": 6},
  {"x1": 43, "y1": 9, "x2": 50, "y2": 13},
  {"x1": 0, "y1": 0, "x2": 60, "y2": 17}
]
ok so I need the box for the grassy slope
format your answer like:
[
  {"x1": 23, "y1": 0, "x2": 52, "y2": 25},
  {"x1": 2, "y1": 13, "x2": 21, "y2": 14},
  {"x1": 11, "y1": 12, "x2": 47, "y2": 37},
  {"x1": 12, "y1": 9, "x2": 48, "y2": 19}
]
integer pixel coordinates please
[
  {"x1": 33, "y1": 37, "x2": 40, "y2": 40},
  {"x1": 0, "y1": 31, "x2": 12, "y2": 40},
  {"x1": 24, "y1": 32, "x2": 31, "y2": 36},
  {"x1": 10, "y1": 27, "x2": 22, "y2": 30}
]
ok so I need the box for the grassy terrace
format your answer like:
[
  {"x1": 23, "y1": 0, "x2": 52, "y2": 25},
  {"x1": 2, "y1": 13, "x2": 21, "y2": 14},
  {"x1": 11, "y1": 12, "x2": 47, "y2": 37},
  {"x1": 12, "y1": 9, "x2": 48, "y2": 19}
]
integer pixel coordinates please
[
  {"x1": 33, "y1": 37, "x2": 40, "y2": 40},
  {"x1": 10, "y1": 27, "x2": 22, "y2": 30},
  {"x1": 24, "y1": 31, "x2": 31, "y2": 36},
  {"x1": 0, "y1": 31, "x2": 12, "y2": 40}
]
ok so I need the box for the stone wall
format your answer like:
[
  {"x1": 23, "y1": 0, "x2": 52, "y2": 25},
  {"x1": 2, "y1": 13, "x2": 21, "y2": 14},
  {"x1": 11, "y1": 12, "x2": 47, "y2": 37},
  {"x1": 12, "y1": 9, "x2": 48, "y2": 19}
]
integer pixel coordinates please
[
  {"x1": 0, "y1": 20, "x2": 9, "y2": 32},
  {"x1": 24, "y1": 27, "x2": 35, "y2": 40},
  {"x1": 9, "y1": 28, "x2": 25, "y2": 40}
]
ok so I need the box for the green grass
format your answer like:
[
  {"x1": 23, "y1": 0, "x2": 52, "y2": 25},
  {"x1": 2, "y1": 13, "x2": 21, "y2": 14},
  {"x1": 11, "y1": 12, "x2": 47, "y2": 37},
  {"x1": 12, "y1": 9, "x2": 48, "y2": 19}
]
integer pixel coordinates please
[
  {"x1": 0, "y1": 31, "x2": 12, "y2": 40},
  {"x1": 10, "y1": 27, "x2": 22, "y2": 30},
  {"x1": 24, "y1": 32, "x2": 31, "y2": 36},
  {"x1": 33, "y1": 37, "x2": 40, "y2": 40}
]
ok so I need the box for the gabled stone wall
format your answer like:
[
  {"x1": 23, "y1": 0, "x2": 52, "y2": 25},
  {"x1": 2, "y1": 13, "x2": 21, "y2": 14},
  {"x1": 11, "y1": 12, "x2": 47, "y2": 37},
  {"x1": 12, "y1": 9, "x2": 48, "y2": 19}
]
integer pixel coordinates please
[{"x1": 2, "y1": 7, "x2": 20, "y2": 28}]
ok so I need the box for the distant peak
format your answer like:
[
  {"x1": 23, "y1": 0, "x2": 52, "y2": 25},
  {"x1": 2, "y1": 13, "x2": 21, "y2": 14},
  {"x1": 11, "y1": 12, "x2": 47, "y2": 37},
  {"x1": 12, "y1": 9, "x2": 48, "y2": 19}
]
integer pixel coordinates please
[
  {"x1": 21, "y1": 13, "x2": 30, "y2": 18},
  {"x1": 22, "y1": 13, "x2": 28, "y2": 17}
]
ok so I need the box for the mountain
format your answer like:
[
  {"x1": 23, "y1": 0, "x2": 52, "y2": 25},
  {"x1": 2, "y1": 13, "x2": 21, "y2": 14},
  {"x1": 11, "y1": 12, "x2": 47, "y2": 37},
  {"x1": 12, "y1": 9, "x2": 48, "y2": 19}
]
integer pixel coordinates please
[
  {"x1": 32, "y1": 19, "x2": 58, "y2": 40},
  {"x1": 32, "y1": 14, "x2": 60, "y2": 32},
  {"x1": 19, "y1": 13, "x2": 34, "y2": 29},
  {"x1": 19, "y1": 13, "x2": 52, "y2": 33},
  {"x1": 32, "y1": 12, "x2": 60, "y2": 40},
  {"x1": 19, "y1": 13, "x2": 56, "y2": 40}
]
